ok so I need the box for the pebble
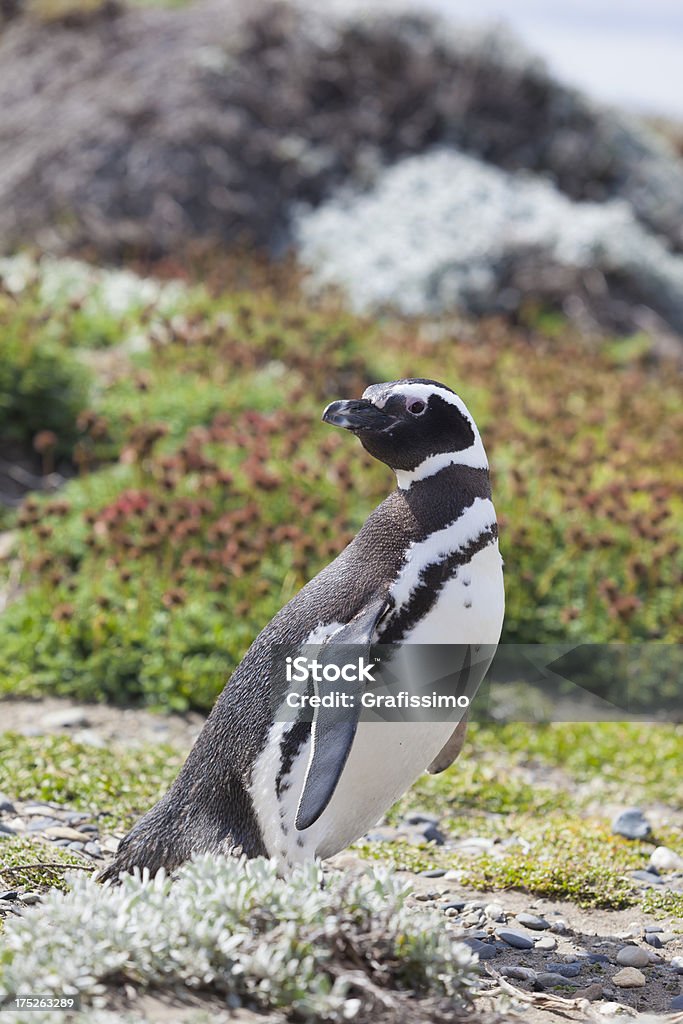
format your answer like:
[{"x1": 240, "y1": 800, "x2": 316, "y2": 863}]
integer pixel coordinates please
[
  {"x1": 496, "y1": 928, "x2": 534, "y2": 950},
  {"x1": 462, "y1": 913, "x2": 484, "y2": 927},
  {"x1": 534, "y1": 935, "x2": 557, "y2": 951},
  {"x1": 441, "y1": 900, "x2": 466, "y2": 912},
  {"x1": 0, "y1": 890, "x2": 18, "y2": 901},
  {"x1": 549, "y1": 919, "x2": 569, "y2": 934},
  {"x1": 657, "y1": 932, "x2": 677, "y2": 945},
  {"x1": 537, "y1": 972, "x2": 579, "y2": 989},
  {"x1": 77, "y1": 824, "x2": 99, "y2": 834},
  {"x1": 20, "y1": 893, "x2": 41, "y2": 905},
  {"x1": 67, "y1": 841, "x2": 85, "y2": 852},
  {"x1": 27, "y1": 817, "x2": 60, "y2": 832},
  {"x1": 631, "y1": 869, "x2": 663, "y2": 885},
  {"x1": 575, "y1": 983, "x2": 604, "y2": 1001},
  {"x1": 484, "y1": 902, "x2": 505, "y2": 922},
  {"x1": 461, "y1": 938, "x2": 496, "y2": 960},
  {"x1": 649, "y1": 845, "x2": 683, "y2": 872},
  {"x1": 419, "y1": 868, "x2": 445, "y2": 878},
  {"x1": 612, "y1": 967, "x2": 646, "y2": 988},
  {"x1": 645, "y1": 932, "x2": 662, "y2": 948},
  {"x1": 515, "y1": 912, "x2": 550, "y2": 930},
  {"x1": 670, "y1": 995, "x2": 683, "y2": 1011},
  {"x1": 671, "y1": 956, "x2": 683, "y2": 973},
  {"x1": 403, "y1": 811, "x2": 439, "y2": 826},
  {"x1": 44, "y1": 825, "x2": 92, "y2": 842},
  {"x1": 0, "y1": 793, "x2": 16, "y2": 813},
  {"x1": 421, "y1": 823, "x2": 448, "y2": 847},
  {"x1": 611, "y1": 808, "x2": 652, "y2": 840},
  {"x1": 501, "y1": 966, "x2": 536, "y2": 982},
  {"x1": 546, "y1": 962, "x2": 582, "y2": 977},
  {"x1": 616, "y1": 946, "x2": 650, "y2": 968},
  {"x1": 84, "y1": 841, "x2": 102, "y2": 858},
  {"x1": 0, "y1": 824, "x2": 15, "y2": 836},
  {"x1": 586, "y1": 953, "x2": 610, "y2": 965}
]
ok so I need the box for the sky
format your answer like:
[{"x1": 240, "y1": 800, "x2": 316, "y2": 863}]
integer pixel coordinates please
[{"x1": 422, "y1": 0, "x2": 683, "y2": 117}]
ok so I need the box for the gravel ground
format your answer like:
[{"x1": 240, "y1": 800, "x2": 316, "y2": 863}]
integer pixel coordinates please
[{"x1": 1, "y1": 698, "x2": 681, "y2": 1022}]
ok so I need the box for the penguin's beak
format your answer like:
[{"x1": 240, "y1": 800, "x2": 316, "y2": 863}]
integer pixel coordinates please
[{"x1": 322, "y1": 399, "x2": 395, "y2": 432}]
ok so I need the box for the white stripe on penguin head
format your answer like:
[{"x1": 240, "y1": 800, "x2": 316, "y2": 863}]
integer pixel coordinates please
[{"x1": 363, "y1": 381, "x2": 489, "y2": 488}]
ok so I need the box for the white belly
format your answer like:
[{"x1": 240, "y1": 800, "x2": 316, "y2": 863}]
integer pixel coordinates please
[{"x1": 251, "y1": 537, "x2": 504, "y2": 867}]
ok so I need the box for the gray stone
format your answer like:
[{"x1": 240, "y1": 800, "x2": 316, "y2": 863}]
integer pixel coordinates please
[
  {"x1": 420, "y1": 824, "x2": 446, "y2": 845},
  {"x1": 404, "y1": 811, "x2": 439, "y2": 826},
  {"x1": 419, "y1": 868, "x2": 446, "y2": 878},
  {"x1": 575, "y1": 983, "x2": 604, "y2": 1001},
  {"x1": 0, "y1": 823, "x2": 15, "y2": 836},
  {"x1": 67, "y1": 841, "x2": 85, "y2": 852},
  {"x1": 0, "y1": 793, "x2": 16, "y2": 813},
  {"x1": 670, "y1": 995, "x2": 683, "y2": 1010},
  {"x1": 501, "y1": 966, "x2": 536, "y2": 982},
  {"x1": 442, "y1": 901, "x2": 466, "y2": 913},
  {"x1": 612, "y1": 808, "x2": 652, "y2": 840},
  {"x1": 26, "y1": 818, "x2": 59, "y2": 831},
  {"x1": 649, "y1": 845, "x2": 683, "y2": 872},
  {"x1": 484, "y1": 902, "x2": 505, "y2": 922},
  {"x1": 656, "y1": 932, "x2": 677, "y2": 945},
  {"x1": 670, "y1": 956, "x2": 683, "y2": 973},
  {"x1": 546, "y1": 962, "x2": 582, "y2": 977},
  {"x1": 0, "y1": 890, "x2": 18, "y2": 901},
  {"x1": 516, "y1": 912, "x2": 550, "y2": 930},
  {"x1": 612, "y1": 967, "x2": 646, "y2": 988},
  {"x1": 616, "y1": 945, "x2": 650, "y2": 967},
  {"x1": 461, "y1": 937, "x2": 496, "y2": 960},
  {"x1": 537, "y1": 972, "x2": 579, "y2": 989},
  {"x1": 497, "y1": 928, "x2": 534, "y2": 950},
  {"x1": 631, "y1": 869, "x2": 663, "y2": 885},
  {"x1": 84, "y1": 842, "x2": 102, "y2": 858},
  {"x1": 550, "y1": 919, "x2": 569, "y2": 934},
  {"x1": 534, "y1": 935, "x2": 557, "y2": 951},
  {"x1": 645, "y1": 932, "x2": 662, "y2": 948},
  {"x1": 19, "y1": 893, "x2": 41, "y2": 905},
  {"x1": 644, "y1": 925, "x2": 663, "y2": 932},
  {"x1": 586, "y1": 953, "x2": 610, "y2": 964}
]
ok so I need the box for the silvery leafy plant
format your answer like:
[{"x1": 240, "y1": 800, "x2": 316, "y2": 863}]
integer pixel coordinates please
[{"x1": 0, "y1": 855, "x2": 476, "y2": 1022}]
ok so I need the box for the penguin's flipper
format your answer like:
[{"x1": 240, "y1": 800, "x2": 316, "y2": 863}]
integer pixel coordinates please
[
  {"x1": 295, "y1": 594, "x2": 389, "y2": 831},
  {"x1": 426, "y1": 712, "x2": 469, "y2": 774}
]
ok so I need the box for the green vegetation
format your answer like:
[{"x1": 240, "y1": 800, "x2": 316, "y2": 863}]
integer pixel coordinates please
[
  {"x1": 360, "y1": 721, "x2": 683, "y2": 910},
  {"x1": 0, "y1": 257, "x2": 681, "y2": 711},
  {"x1": 0, "y1": 329, "x2": 91, "y2": 456},
  {"x1": 0, "y1": 733, "x2": 183, "y2": 829}
]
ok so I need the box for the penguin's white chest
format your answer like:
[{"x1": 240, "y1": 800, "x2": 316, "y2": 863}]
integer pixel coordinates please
[{"x1": 250, "y1": 512, "x2": 504, "y2": 867}]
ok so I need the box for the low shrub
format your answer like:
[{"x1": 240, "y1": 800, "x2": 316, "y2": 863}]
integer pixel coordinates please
[
  {"x1": 0, "y1": 856, "x2": 476, "y2": 1022},
  {"x1": 0, "y1": 330, "x2": 90, "y2": 456}
]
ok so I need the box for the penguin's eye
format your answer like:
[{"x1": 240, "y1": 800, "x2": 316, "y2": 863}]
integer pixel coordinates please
[{"x1": 406, "y1": 399, "x2": 426, "y2": 416}]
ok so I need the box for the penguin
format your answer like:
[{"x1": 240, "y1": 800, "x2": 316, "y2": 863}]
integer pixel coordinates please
[{"x1": 100, "y1": 378, "x2": 504, "y2": 881}]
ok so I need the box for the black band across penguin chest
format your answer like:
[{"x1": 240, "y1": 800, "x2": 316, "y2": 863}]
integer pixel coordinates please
[{"x1": 378, "y1": 464, "x2": 495, "y2": 643}]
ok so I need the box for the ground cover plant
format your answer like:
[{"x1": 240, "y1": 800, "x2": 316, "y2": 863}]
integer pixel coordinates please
[
  {"x1": 0, "y1": 258, "x2": 681, "y2": 711},
  {"x1": 0, "y1": 853, "x2": 477, "y2": 1023}
]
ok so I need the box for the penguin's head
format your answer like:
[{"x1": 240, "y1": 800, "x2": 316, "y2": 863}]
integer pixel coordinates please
[{"x1": 322, "y1": 378, "x2": 488, "y2": 488}]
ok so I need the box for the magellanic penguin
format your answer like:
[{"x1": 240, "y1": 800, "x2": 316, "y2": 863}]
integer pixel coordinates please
[{"x1": 100, "y1": 379, "x2": 504, "y2": 880}]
